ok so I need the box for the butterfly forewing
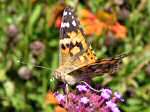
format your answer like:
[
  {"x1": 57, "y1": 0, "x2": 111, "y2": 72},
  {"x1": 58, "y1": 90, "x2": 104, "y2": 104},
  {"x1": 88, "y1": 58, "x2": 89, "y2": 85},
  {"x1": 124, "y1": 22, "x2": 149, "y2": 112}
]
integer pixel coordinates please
[{"x1": 59, "y1": 7, "x2": 96, "y2": 67}]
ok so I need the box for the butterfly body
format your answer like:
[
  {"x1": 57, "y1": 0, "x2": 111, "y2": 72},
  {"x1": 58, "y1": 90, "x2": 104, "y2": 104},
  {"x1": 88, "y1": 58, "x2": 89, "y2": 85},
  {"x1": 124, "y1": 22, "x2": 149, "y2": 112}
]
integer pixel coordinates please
[{"x1": 53, "y1": 6, "x2": 126, "y2": 85}]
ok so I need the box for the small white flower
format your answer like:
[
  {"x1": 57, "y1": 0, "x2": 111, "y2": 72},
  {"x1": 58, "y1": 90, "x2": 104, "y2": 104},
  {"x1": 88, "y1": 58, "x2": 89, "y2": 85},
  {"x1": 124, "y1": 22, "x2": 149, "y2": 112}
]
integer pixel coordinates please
[{"x1": 80, "y1": 97, "x2": 89, "y2": 104}]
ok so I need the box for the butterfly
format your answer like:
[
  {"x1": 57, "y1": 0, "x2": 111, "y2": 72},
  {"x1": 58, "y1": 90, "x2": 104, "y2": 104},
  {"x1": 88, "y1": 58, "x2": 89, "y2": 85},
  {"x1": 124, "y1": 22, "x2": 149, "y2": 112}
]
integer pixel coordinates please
[{"x1": 53, "y1": 6, "x2": 127, "y2": 85}]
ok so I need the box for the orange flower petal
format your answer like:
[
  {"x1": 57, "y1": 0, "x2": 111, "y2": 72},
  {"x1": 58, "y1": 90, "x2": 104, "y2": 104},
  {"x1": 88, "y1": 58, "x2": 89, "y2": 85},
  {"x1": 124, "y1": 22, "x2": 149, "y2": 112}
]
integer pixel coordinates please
[
  {"x1": 55, "y1": 106, "x2": 67, "y2": 112},
  {"x1": 79, "y1": 9, "x2": 97, "y2": 20},
  {"x1": 96, "y1": 10, "x2": 117, "y2": 25},
  {"x1": 55, "y1": 17, "x2": 62, "y2": 28},
  {"x1": 80, "y1": 18, "x2": 106, "y2": 36},
  {"x1": 111, "y1": 22, "x2": 127, "y2": 39},
  {"x1": 81, "y1": 18, "x2": 96, "y2": 25},
  {"x1": 45, "y1": 92, "x2": 59, "y2": 105}
]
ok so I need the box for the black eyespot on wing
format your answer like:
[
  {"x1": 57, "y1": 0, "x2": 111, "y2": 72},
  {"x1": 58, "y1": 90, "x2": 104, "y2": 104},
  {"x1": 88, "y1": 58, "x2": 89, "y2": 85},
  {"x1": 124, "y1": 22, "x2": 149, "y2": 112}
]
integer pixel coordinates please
[
  {"x1": 70, "y1": 42, "x2": 74, "y2": 49},
  {"x1": 76, "y1": 42, "x2": 83, "y2": 51},
  {"x1": 66, "y1": 43, "x2": 70, "y2": 48},
  {"x1": 61, "y1": 44, "x2": 66, "y2": 50}
]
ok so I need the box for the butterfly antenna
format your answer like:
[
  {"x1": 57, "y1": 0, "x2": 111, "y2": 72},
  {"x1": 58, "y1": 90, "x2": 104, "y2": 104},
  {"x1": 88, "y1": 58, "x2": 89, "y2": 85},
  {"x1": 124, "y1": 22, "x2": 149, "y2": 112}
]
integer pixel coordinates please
[
  {"x1": 17, "y1": 59, "x2": 52, "y2": 71},
  {"x1": 80, "y1": 81, "x2": 102, "y2": 93}
]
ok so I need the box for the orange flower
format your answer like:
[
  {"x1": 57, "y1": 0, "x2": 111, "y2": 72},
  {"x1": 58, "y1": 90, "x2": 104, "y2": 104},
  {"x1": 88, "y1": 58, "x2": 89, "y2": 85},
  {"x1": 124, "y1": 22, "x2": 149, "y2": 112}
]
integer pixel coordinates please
[
  {"x1": 80, "y1": 19, "x2": 106, "y2": 36},
  {"x1": 45, "y1": 92, "x2": 59, "y2": 105},
  {"x1": 111, "y1": 22, "x2": 127, "y2": 39},
  {"x1": 79, "y1": 8, "x2": 106, "y2": 36},
  {"x1": 55, "y1": 106, "x2": 67, "y2": 112},
  {"x1": 79, "y1": 9, "x2": 97, "y2": 20},
  {"x1": 96, "y1": 10, "x2": 127, "y2": 39},
  {"x1": 54, "y1": 7, "x2": 127, "y2": 38},
  {"x1": 96, "y1": 10, "x2": 117, "y2": 25}
]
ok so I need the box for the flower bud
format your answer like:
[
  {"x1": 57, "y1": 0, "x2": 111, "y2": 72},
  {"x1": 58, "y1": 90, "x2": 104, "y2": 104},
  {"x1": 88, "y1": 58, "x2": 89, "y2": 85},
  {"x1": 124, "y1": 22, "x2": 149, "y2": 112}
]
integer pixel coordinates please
[
  {"x1": 18, "y1": 66, "x2": 32, "y2": 80},
  {"x1": 30, "y1": 41, "x2": 45, "y2": 56},
  {"x1": 7, "y1": 24, "x2": 18, "y2": 39}
]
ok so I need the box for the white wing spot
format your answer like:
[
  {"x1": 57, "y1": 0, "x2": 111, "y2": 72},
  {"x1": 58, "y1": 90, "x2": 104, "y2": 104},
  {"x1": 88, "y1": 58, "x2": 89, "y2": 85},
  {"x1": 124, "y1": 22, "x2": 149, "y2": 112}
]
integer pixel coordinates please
[
  {"x1": 60, "y1": 38, "x2": 70, "y2": 44},
  {"x1": 72, "y1": 20, "x2": 76, "y2": 26},
  {"x1": 69, "y1": 12, "x2": 71, "y2": 15},
  {"x1": 63, "y1": 11, "x2": 67, "y2": 16},
  {"x1": 61, "y1": 22, "x2": 70, "y2": 28},
  {"x1": 66, "y1": 22, "x2": 70, "y2": 28},
  {"x1": 61, "y1": 22, "x2": 64, "y2": 27},
  {"x1": 61, "y1": 22, "x2": 65, "y2": 28}
]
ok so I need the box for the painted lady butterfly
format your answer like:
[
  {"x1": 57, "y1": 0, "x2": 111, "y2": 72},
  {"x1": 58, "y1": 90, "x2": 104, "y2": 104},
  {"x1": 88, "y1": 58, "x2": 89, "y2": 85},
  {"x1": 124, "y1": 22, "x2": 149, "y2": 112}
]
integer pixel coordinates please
[{"x1": 53, "y1": 6, "x2": 127, "y2": 85}]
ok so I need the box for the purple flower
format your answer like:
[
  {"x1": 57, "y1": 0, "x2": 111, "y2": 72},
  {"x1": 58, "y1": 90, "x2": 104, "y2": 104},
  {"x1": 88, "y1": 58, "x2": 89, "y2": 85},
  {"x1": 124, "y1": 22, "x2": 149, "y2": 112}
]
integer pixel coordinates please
[
  {"x1": 106, "y1": 100, "x2": 120, "y2": 112},
  {"x1": 101, "y1": 88, "x2": 112, "y2": 99},
  {"x1": 55, "y1": 93, "x2": 66, "y2": 102},
  {"x1": 90, "y1": 93, "x2": 101, "y2": 108},
  {"x1": 112, "y1": 107, "x2": 121, "y2": 112},
  {"x1": 54, "y1": 84, "x2": 124, "y2": 112},
  {"x1": 76, "y1": 84, "x2": 88, "y2": 92},
  {"x1": 80, "y1": 97, "x2": 89, "y2": 104},
  {"x1": 114, "y1": 92, "x2": 124, "y2": 102}
]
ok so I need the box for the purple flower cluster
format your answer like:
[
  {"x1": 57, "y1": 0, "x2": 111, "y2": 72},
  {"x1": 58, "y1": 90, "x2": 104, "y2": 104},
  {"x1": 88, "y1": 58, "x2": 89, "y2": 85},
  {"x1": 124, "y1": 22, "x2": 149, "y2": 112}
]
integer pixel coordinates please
[{"x1": 55, "y1": 84, "x2": 124, "y2": 112}]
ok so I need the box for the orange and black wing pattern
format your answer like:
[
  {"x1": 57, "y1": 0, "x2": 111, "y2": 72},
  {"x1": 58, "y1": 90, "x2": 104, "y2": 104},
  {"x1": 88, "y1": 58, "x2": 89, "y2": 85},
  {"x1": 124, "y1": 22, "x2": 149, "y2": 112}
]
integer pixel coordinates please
[
  {"x1": 59, "y1": 7, "x2": 96, "y2": 67},
  {"x1": 69, "y1": 54, "x2": 127, "y2": 76}
]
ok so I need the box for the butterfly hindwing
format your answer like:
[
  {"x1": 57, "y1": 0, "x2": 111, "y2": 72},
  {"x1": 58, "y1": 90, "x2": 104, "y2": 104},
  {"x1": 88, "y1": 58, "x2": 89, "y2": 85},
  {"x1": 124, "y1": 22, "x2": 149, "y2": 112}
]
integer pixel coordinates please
[{"x1": 69, "y1": 54, "x2": 127, "y2": 76}]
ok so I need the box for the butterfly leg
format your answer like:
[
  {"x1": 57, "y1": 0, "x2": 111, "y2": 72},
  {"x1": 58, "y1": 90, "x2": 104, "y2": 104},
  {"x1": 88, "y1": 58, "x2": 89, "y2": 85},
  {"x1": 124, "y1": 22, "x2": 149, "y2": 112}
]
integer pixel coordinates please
[{"x1": 65, "y1": 83, "x2": 70, "y2": 108}]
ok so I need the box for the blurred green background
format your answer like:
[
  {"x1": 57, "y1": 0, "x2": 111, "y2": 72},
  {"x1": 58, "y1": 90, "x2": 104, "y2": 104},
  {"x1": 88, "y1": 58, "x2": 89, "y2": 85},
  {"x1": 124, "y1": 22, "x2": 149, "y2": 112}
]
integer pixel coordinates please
[{"x1": 0, "y1": 0, "x2": 150, "y2": 112}]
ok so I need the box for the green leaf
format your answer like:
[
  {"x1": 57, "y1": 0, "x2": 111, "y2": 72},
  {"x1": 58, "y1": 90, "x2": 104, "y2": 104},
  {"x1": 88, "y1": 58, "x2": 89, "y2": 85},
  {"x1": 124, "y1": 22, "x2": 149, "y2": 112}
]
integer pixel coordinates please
[
  {"x1": 4, "y1": 81, "x2": 15, "y2": 97},
  {"x1": 28, "y1": 4, "x2": 42, "y2": 35},
  {"x1": 0, "y1": 69, "x2": 7, "y2": 81}
]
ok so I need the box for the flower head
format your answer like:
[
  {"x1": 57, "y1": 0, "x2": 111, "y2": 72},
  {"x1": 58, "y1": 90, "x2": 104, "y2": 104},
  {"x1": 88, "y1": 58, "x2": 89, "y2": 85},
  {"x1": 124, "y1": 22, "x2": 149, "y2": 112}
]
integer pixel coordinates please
[
  {"x1": 101, "y1": 88, "x2": 112, "y2": 99},
  {"x1": 76, "y1": 84, "x2": 88, "y2": 92},
  {"x1": 52, "y1": 84, "x2": 124, "y2": 112},
  {"x1": 30, "y1": 40, "x2": 45, "y2": 56},
  {"x1": 106, "y1": 100, "x2": 120, "y2": 112},
  {"x1": 18, "y1": 66, "x2": 32, "y2": 80}
]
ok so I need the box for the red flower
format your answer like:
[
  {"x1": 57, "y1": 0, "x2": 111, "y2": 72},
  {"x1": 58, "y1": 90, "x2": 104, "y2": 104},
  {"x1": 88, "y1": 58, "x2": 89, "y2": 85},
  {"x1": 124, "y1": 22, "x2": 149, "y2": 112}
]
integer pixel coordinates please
[{"x1": 55, "y1": 17, "x2": 62, "y2": 28}]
